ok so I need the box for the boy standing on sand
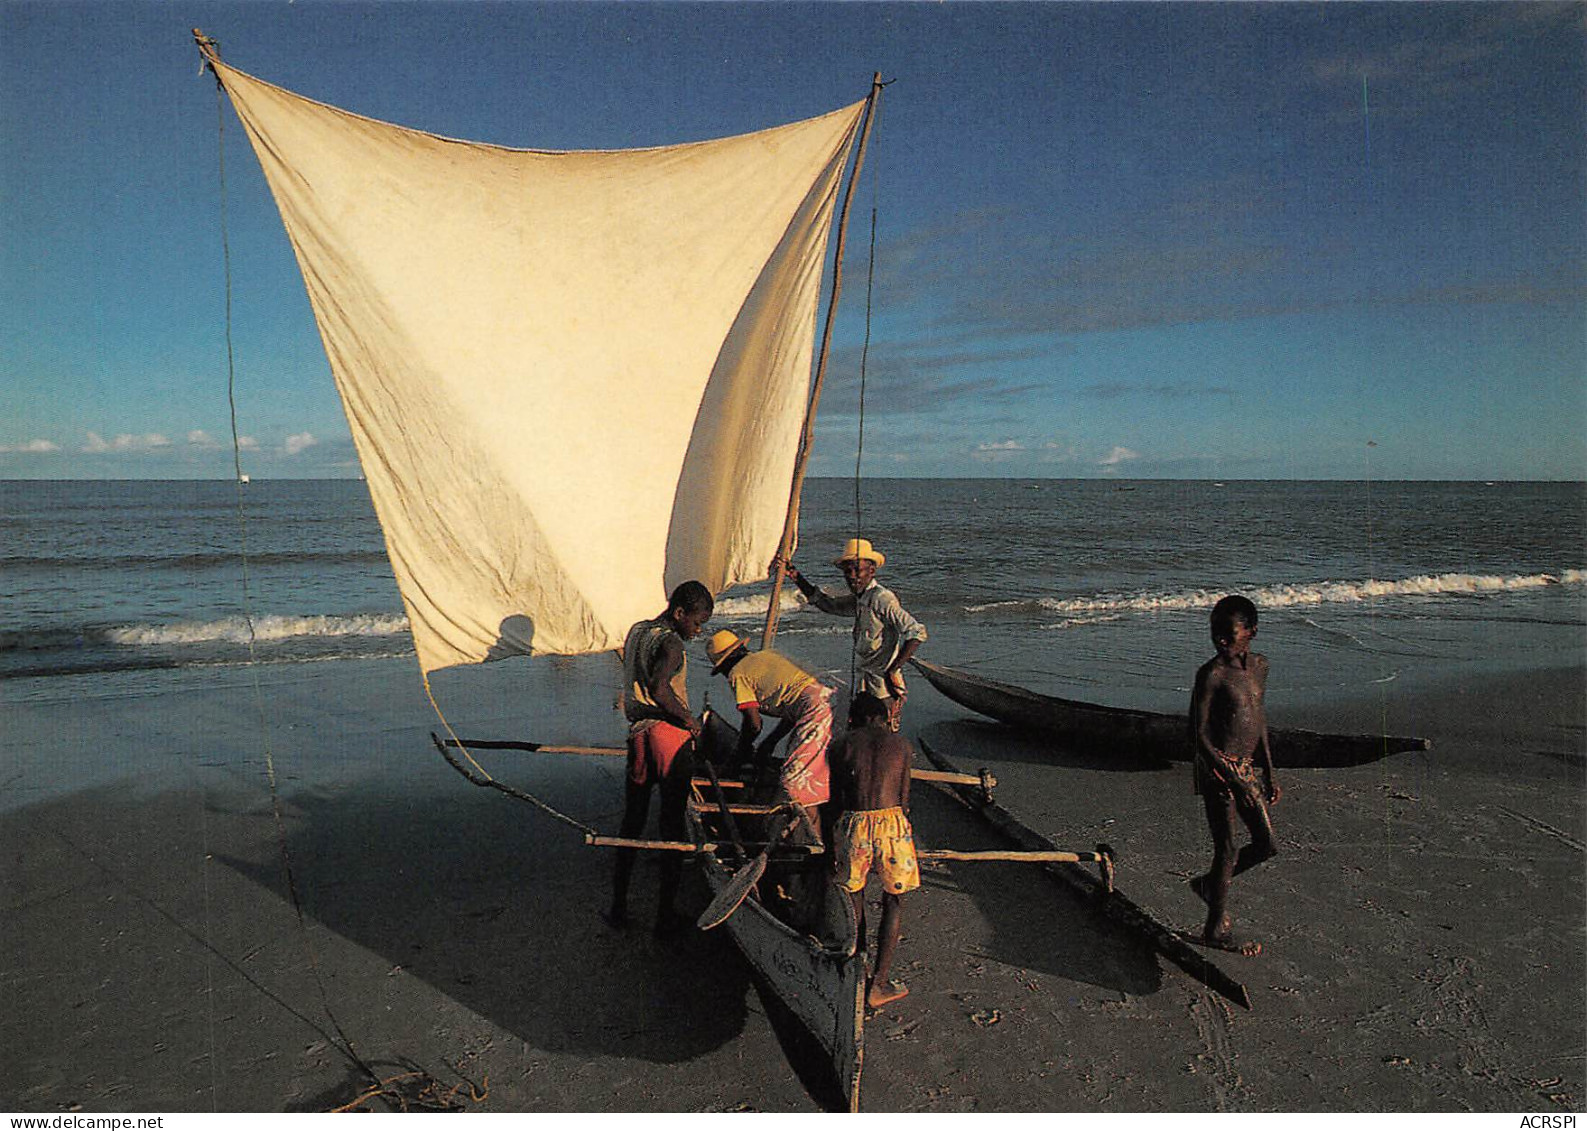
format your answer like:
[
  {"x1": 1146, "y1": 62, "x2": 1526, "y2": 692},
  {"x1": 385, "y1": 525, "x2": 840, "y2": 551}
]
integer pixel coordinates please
[
  {"x1": 609, "y1": 580, "x2": 713, "y2": 936},
  {"x1": 1188, "y1": 594, "x2": 1281, "y2": 956},
  {"x1": 830, "y1": 692, "x2": 920, "y2": 1007},
  {"x1": 779, "y1": 539, "x2": 927, "y2": 732}
]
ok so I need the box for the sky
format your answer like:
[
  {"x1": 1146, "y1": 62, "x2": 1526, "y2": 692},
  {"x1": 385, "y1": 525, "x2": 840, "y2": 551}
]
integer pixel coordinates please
[{"x1": 1, "y1": 1, "x2": 1583, "y2": 481}]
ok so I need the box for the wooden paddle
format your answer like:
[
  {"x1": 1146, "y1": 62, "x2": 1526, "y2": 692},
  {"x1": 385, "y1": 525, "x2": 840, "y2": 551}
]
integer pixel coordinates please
[{"x1": 697, "y1": 806, "x2": 798, "y2": 930}]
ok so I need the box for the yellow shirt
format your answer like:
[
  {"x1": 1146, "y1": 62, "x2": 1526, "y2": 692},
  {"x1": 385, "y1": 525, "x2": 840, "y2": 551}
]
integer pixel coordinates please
[{"x1": 727, "y1": 649, "x2": 817, "y2": 717}]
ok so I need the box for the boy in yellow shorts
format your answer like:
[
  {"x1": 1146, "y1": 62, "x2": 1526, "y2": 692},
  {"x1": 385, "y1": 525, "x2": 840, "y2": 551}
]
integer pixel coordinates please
[{"x1": 830, "y1": 692, "x2": 920, "y2": 1008}]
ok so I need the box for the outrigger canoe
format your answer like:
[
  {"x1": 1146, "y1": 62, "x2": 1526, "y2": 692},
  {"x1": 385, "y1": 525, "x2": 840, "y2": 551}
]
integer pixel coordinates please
[
  {"x1": 437, "y1": 717, "x2": 1110, "y2": 1112},
  {"x1": 687, "y1": 713, "x2": 866, "y2": 1112},
  {"x1": 912, "y1": 658, "x2": 1431, "y2": 768}
]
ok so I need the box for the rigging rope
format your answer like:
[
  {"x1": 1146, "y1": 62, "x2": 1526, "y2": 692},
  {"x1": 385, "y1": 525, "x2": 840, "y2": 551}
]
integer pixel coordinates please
[
  {"x1": 208, "y1": 55, "x2": 380, "y2": 1096},
  {"x1": 422, "y1": 673, "x2": 601, "y2": 837}
]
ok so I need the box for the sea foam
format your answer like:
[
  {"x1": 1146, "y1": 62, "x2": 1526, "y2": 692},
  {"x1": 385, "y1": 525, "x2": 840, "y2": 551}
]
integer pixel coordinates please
[
  {"x1": 104, "y1": 613, "x2": 411, "y2": 647},
  {"x1": 972, "y1": 569, "x2": 1585, "y2": 620}
]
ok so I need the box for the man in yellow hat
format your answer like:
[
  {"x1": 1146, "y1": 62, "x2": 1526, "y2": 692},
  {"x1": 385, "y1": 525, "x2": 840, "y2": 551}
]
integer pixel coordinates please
[
  {"x1": 705, "y1": 629, "x2": 835, "y2": 823},
  {"x1": 779, "y1": 538, "x2": 927, "y2": 731}
]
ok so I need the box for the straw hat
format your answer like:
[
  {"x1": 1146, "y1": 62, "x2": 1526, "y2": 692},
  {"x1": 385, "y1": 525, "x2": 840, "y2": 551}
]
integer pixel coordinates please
[
  {"x1": 706, "y1": 629, "x2": 748, "y2": 672},
  {"x1": 832, "y1": 537, "x2": 885, "y2": 567}
]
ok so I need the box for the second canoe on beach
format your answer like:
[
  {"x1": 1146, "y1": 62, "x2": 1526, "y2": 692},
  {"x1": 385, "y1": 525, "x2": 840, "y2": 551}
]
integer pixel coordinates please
[{"x1": 911, "y1": 659, "x2": 1431, "y2": 768}]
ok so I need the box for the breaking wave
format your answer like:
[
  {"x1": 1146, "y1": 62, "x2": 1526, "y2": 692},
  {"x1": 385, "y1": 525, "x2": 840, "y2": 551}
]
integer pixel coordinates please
[
  {"x1": 0, "y1": 613, "x2": 411, "y2": 654},
  {"x1": 970, "y1": 570, "x2": 1586, "y2": 619},
  {"x1": 711, "y1": 591, "x2": 806, "y2": 620},
  {"x1": 103, "y1": 613, "x2": 412, "y2": 646}
]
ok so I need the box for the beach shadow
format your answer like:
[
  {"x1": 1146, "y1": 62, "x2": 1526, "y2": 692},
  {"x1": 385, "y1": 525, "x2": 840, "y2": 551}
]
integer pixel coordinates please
[
  {"x1": 215, "y1": 780, "x2": 755, "y2": 1069},
  {"x1": 927, "y1": 718, "x2": 1175, "y2": 773},
  {"x1": 907, "y1": 785, "x2": 1164, "y2": 998}
]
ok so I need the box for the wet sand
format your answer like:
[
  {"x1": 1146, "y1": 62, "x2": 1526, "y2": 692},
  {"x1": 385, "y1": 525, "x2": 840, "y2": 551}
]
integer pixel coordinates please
[{"x1": 2, "y1": 657, "x2": 1582, "y2": 1112}]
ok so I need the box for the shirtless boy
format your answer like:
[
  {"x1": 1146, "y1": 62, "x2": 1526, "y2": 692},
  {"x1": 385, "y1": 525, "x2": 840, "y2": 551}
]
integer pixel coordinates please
[
  {"x1": 1188, "y1": 594, "x2": 1281, "y2": 956},
  {"x1": 830, "y1": 692, "x2": 920, "y2": 1007}
]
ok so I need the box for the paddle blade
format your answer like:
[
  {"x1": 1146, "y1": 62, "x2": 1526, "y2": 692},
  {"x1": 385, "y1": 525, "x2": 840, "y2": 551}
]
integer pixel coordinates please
[{"x1": 697, "y1": 853, "x2": 768, "y2": 930}]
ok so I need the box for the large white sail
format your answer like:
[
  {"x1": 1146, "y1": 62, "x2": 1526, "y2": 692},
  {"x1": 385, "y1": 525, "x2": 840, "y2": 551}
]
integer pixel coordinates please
[{"x1": 210, "y1": 59, "x2": 865, "y2": 671}]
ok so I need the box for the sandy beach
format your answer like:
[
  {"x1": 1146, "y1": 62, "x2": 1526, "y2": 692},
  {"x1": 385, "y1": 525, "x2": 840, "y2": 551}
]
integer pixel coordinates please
[{"x1": 3, "y1": 655, "x2": 1582, "y2": 1113}]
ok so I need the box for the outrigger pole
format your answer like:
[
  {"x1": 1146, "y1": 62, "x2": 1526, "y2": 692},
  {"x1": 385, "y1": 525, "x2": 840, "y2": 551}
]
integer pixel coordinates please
[
  {"x1": 435, "y1": 735, "x2": 996, "y2": 789},
  {"x1": 761, "y1": 72, "x2": 886, "y2": 649}
]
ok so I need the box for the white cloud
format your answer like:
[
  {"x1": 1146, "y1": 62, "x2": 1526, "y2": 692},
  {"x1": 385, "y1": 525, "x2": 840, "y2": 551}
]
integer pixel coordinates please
[
  {"x1": 83, "y1": 431, "x2": 172, "y2": 453},
  {"x1": 283, "y1": 432, "x2": 318, "y2": 456},
  {"x1": 0, "y1": 438, "x2": 61, "y2": 453},
  {"x1": 188, "y1": 430, "x2": 259, "y2": 451},
  {"x1": 1099, "y1": 446, "x2": 1140, "y2": 467},
  {"x1": 971, "y1": 438, "x2": 1028, "y2": 464}
]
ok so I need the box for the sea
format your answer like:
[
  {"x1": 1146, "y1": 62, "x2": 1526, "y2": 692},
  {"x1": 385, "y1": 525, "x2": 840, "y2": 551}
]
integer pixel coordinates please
[{"x1": 2, "y1": 478, "x2": 1583, "y2": 713}]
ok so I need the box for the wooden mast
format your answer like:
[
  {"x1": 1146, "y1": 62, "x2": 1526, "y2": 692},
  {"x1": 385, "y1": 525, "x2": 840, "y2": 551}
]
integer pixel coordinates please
[
  {"x1": 193, "y1": 29, "x2": 222, "y2": 72},
  {"x1": 761, "y1": 73, "x2": 884, "y2": 650}
]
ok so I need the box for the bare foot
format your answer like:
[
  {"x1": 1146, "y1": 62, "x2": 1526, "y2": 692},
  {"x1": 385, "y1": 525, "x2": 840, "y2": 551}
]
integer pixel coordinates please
[
  {"x1": 867, "y1": 979, "x2": 909, "y2": 1008},
  {"x1": 1184, "y1": 929, "x2": 1261, "y2": 957}
]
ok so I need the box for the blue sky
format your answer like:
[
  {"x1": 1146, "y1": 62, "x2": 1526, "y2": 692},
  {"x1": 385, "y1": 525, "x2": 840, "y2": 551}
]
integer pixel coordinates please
[{"x1": 2, "y1": 1, "x2": 1582, "y2": 480}]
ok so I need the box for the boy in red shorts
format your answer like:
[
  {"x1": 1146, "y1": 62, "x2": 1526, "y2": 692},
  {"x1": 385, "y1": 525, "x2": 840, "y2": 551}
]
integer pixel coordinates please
[{"x1": 608, "y1": 580, "x2": 713, "y2": 936}]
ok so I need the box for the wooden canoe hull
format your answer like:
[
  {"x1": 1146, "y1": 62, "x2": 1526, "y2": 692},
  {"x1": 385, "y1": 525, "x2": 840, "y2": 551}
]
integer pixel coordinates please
[
  {"x1": 691, "y1": 713, "x2": 865, "y2": 1112},
  {"x1": 912, "y1": 659, "x2": 1431, "y2": 768}
]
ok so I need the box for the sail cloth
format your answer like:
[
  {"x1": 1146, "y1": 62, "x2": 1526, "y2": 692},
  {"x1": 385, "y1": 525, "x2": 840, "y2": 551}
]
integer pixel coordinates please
[{"x1": 210, "y1": 60, "x2": 865, "y2": 671}]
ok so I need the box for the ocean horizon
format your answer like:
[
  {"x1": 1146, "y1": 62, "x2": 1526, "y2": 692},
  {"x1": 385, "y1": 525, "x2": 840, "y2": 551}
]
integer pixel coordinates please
[{"x1": 3, "y1": 478, "x2": 1582, "y2": 708}]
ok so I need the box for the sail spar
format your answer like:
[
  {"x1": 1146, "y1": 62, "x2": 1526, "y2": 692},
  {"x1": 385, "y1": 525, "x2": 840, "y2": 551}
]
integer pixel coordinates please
[{"x1": 203, "y1": 49, "x2": 867, "y2": 671}]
